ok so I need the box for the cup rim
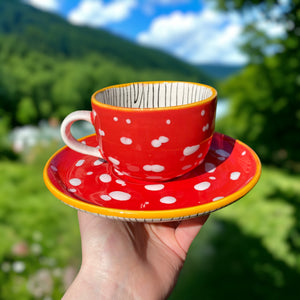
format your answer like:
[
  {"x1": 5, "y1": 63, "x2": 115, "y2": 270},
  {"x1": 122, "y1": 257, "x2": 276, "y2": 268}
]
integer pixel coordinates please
[{"x1": 91, "y1": 81, "x2": 217, "y2": 111}]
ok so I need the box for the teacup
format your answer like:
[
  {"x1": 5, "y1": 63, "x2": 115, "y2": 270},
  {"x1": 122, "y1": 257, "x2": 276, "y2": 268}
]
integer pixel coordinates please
[{"x1": 61, "y1": 81, "x2": 217, "y2": 181}]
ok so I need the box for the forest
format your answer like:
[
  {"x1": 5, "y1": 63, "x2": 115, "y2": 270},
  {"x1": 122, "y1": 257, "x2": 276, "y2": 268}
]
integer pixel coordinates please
[{"x1": 0, "y1": 0, "x2": 300, "y2": 299}]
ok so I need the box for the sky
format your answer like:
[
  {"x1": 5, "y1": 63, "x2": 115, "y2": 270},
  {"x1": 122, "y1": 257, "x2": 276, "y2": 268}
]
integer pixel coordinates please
[{"x1": 23, "y1": 0, "x2": 286, "y2": 65}]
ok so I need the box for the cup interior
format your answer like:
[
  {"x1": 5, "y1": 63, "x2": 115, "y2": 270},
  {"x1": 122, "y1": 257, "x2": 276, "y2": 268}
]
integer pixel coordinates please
[{"x1": 94, "y1": 82, "x2": 214, "y2": 109}]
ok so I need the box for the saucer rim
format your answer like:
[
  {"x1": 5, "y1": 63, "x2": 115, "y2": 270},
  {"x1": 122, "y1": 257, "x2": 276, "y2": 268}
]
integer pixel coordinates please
[{"x1": 43, "y1": 133, "x2": 261, "y2": 221}]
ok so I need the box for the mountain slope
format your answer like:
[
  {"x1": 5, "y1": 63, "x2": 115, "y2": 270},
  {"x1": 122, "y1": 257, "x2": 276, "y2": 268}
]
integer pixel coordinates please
[
  {"x1": 197, "y1": 64, "x2": 243, "y2": 80},
  {"x1": 0, "y1": 0, "x2": 209, "y2": 81},
  {"x1": 0, "y1": 0, "x2": 215, "y2": 126}
]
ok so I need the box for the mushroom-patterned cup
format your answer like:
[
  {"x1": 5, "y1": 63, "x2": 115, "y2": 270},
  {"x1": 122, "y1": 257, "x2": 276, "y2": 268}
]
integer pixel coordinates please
[{"x1": 61, "y1": 81, "x2": 217, "y2": 181}]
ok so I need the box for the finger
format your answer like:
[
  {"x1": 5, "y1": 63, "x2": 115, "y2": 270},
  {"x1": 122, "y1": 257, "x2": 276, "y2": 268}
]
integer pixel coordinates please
[
  {"x1": 77, "y1": 211, "x2": 118, "y2": 248},
  {"x1": 78, "y1": 210, "x2": 118, "y2": 232},
  {"x1": 77, "y1": 210, "x2": 103, "y2": 234},
  {"x1": 175, "y1": 214, "x2": 209, "y2": 254}
]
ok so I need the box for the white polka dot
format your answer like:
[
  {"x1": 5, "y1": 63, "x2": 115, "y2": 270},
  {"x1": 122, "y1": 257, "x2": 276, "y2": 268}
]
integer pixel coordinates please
[
  {"x1": 81, "y1": 141, "x2": 86, "y2": 145},
  {"x1": 183, "y1": 145, "x2": 200, "y2": 156},
  {"x1": 216, "y1": 149, "x2": 230, "y2": 157},
  {"x1": 87, "y1": 171, "x2": 93, "y2": 175},
  {"x1": 50, "y1": 165, "x2": 58, "y2": 172},
  {"x1": 144, "y1": 184, "x2": 165, "y2": 191},
  {"x1": 160, "y1": 196, "x2": 176, "y2": 204},
  {"x1": 99, "y1": 174, "x2": 112, "y2": 183},
  {"x1": 68, "y1": 188, "x2": 77, "y2": 193},
  {"x1": 209, "y1": 176, "x2": 216, "y2": 180},
  {"x1": 116, "y1": 179, "x2": 126, "y2": 186},
  {"x1": 99, "y1": 129, "x2": 105, "y2": 136},
  {"x1": 94, "y1": 159, "x2": 104, "y2": 166},
  {"x1": 108, "y1": 157, "x2": 120, "y2": 165},
  {"x1": 143, "y1": 165, "x2": 165, "y2": 172},
  {"x1": 202, "y1": 123, "x2": 209, "y2": 132},
  {"x1": 205, "y1": 163, "x2": 216, "y2": 173},
  {"x1": 194, "y1": 181, "x2": 211, "y2": 191},
  {"x1": 242, "y1": 151, "x2": 246, "y2": 156},
  {"x1": 201, "y1": 110, "x2": 205, "y2": 116},
  {"x1": 230, "y1": 172, "x2": 241, "y2": 180},
  {"x1": 113, "y1": 117, "x2": 118, "y2": 121},
  {"x1": 120, "y1": 137, "x2": 132, "y2": 145},
  {"x1": 151, "y1": 139, "x2": 161, "y2": 148},
  {"x1": 151, "y1": 136, "x2": 169, "y2": 148},
  {"x1": 159, "y1": 136, "x2": 169, "y2": 143},
  {"x1": 109, "y1": 191, "x2": 131, "y2": 201},
  {"x1": 75, "y1": 159, "x2": 85, "y2": 167},
  {"x1": 213, "y1": 196, "x2": 224, "y2": 201},
  {"x1": 166, "y1": 119, "x2": 171, "y2": 124},
  {"x1": 93, "y1": 110, "x2": 97, "y2": 118},
  {"x1": 182, "y1": 164, "x2": 192, "y2": 170},
  {"x1": 69, "y1": 178, "x2": 81, "y2": 186},
  {"x1": 126, "y1": 119, "x2": 131, "y2": 124},
  {"x1": 198, "y1": 153, "x2": 203, "y2": 158},
  {"x1": 101, "y1": 195, "x2": 111, "y2": 201}
]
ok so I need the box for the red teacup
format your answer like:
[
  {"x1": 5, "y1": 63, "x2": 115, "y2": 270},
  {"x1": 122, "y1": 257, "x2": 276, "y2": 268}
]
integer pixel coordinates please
[{"x1": 61, "y1": 81, "x2": 217, "y2": 181}]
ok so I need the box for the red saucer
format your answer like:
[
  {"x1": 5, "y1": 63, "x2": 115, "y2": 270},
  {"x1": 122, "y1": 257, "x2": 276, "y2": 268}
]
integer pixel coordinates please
[{"x1": 43, "y1": 133, "x2": 261, "y2": 222}]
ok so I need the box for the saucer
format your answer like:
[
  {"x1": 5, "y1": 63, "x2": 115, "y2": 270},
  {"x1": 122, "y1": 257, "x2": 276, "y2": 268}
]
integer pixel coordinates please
[{"x1": 43, "y1": 133, "x2": 261, "y2": 222}]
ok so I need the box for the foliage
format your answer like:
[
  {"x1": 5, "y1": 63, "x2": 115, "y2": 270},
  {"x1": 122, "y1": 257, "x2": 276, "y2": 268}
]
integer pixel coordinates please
[
  {"x1": 0, "y1": 117, "x2": 18, "y2": 160},
  {"x1": 0, "y1": 0, "x2": 211, "y2": 128},
  {"x1": 0, "y1": 0, "x2": 202, "y2": 74},
  {"x1": 170, "y1": 167, "x2": 300, "y2": 299},
  {"x1": 211, "y1": 0, "x2": 300, "y2": 171},
  {"x1": 0, "y1": 143, "x2": 80, "y2": 299},
  {"x1": 1, "y1": 0, "x2": 299, "y2": 298},
  {"x1": 1, "y1": 139, "x2": 300, "y2": 299},
  {"x1": 0, "y1": 2, "x2": 210, "y2": 297}
]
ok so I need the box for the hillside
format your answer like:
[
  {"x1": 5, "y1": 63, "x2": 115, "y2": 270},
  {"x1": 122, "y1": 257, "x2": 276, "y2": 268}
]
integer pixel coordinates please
[
  {"x1": 197, "y1": 63, "x2": 243, "y2": 80},
  {"x1": 0, "y1": 0, "x2": 208, "y2": 80},
  {"x1": 0, "y1": 0, "x2": 214, "y2": 127}
]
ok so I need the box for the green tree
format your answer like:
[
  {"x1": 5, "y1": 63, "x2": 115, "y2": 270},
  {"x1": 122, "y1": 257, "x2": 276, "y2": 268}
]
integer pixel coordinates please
[
  {"x1": 16, "y1": 97, "x2": 37, "y2": 124},
  {"x1": 213, "y1": 0, "x2": 300, "y2": 171}
]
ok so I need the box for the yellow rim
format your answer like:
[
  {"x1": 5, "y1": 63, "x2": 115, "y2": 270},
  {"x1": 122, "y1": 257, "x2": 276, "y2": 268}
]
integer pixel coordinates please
[
  {"x1": 91, "y1": 81, "x2": 217, "y2": 112},
  {"x1": 43, "y1": 135, "x2": 261, "y2": 220}
]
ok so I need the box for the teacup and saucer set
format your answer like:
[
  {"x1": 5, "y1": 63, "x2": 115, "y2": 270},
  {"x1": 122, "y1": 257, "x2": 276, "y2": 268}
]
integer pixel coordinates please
[{"x1": 43, "y1": 81, "x2": 261, "y2": 222}]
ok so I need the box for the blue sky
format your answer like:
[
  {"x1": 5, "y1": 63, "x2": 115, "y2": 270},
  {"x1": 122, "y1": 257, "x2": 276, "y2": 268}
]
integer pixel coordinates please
[{"x1": 23, "y1": 0, "x2": 286, "y2": 65}]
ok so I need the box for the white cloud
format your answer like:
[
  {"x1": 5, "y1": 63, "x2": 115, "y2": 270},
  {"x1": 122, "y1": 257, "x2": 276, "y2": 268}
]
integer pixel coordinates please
[
  {"x1": 24, "y1": 0, "x2": 59, "y2": 12},
  {"x1": 68, "y1": 0, "x2": 137, "y2": 27},
  {"x1": 137, "y1": 8, "x2": 248, "y2": 65}
]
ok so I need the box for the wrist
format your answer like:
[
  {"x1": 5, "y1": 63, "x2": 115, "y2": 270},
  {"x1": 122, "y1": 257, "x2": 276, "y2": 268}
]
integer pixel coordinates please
[{"x1": 63, "y1": 264, "x2": 137, "y2": 300}]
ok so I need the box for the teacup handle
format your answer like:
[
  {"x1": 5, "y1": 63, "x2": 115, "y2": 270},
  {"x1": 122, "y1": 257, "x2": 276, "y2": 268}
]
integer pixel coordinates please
[{"x1": 60, "y1": 110, "x2": 103, "y2": 158}]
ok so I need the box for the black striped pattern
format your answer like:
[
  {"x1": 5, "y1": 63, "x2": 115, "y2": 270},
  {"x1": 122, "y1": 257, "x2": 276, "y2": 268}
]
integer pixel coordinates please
[{"x1": 95, "y1": 82, "x2": 213, "y2": 108}]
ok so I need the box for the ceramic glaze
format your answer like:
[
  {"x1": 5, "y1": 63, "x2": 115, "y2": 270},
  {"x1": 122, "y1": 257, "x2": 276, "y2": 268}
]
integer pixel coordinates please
[
  {"x1": 43, "y1": 132, "x2": 261, "y2": 222},
  {"x1": 60, "y1": 81, "x2": 217, "y2": 181}
]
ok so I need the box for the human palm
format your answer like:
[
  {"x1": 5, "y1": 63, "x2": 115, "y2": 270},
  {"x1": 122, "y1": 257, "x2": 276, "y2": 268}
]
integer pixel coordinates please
[{"x1": 63, "y1": 211, "x2": 209, "y2": 300}]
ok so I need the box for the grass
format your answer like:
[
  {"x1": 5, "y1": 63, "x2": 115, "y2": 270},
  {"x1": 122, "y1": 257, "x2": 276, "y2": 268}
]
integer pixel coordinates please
[
  {"x1": 1, "y1": 144, "x2": 300, "y2": 299},
  {"x1": 170, "y1": 166, "x2": 300, "y2": 299},
  {"x1": 0, "y1": 144, "x2": 81, "y2": 299}
]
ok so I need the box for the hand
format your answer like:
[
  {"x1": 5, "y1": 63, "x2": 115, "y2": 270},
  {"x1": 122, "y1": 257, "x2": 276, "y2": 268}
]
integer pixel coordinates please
[{"x1": 63, "y1": 211, "x2": 209, "y2": 300}]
